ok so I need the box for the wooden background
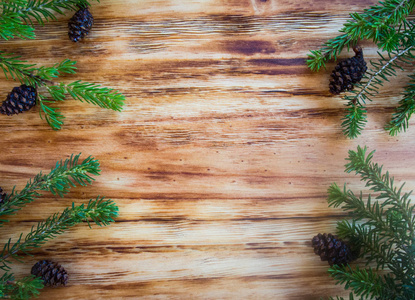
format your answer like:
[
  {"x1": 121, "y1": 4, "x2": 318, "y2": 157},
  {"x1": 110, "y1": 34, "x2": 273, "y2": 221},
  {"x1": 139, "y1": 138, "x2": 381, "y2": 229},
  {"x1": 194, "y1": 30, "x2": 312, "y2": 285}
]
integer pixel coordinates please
[{"x1": 0, "y1": 0, "x2": 414, "y2": 299}]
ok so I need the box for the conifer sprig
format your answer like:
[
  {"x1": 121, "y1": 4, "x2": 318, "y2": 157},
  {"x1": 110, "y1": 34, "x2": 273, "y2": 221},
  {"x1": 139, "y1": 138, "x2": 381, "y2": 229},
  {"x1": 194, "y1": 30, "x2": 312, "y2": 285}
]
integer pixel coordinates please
[
  {"x1": 0, "y1": 197, "x2": 117, "y2": 271},
  {"x1": 0, "y1": 52, "x2": 125, "y2": 130},
  {"x1": 307, "y1": 0, "x2": 415, "y2": 71},
  {"x1": 324, "y1": 146, "x2": 415, "y2": 299},
  {"x1": 387, "y1": 73, "x2": 415, "y2": 135},
  {"x1": 0, "y1": 0, "x2": 96, "y2": 40},
  {"x1": 308, "y1": 0, "x2": 415, "y2": 138},
  {"x1": 0, "y1": 155, "x2": 118, "y2": 299},
  {"x1": 0, "y1": 273, "x2": 43, "y2": 300},
  {"x1": 0, "y1": 154, "x2": 100, "y2": 224}
]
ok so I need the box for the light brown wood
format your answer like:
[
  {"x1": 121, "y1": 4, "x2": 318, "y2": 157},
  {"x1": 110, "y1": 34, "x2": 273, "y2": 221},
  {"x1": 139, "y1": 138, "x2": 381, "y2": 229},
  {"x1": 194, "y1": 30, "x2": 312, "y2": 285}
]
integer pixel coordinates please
[{"x1": 0, "y1": 0, "x2": 414, "y2": 299}]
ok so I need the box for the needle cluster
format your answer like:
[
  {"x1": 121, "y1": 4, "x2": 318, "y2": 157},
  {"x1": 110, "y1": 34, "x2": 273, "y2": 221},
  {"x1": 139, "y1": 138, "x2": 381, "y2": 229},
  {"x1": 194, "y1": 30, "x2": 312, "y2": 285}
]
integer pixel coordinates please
[
  {"x1": 324, "y1": 146, "x2": 415, "y2": 299},
  {"x1": 307, "y1": 0, "x2": 415, "y2": 138},
  {"x1": 0, "y1": 0, "x2": 125, "y2": 130},
  {"x1": 0, "y1": 154, "x2": 118, "y2": 299}
]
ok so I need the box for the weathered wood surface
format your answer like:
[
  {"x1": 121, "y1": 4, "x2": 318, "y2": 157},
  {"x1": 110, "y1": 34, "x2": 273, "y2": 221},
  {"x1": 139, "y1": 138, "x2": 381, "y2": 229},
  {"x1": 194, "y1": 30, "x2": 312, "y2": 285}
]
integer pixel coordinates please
[{"x1": 0, "y1": 0, "x2": 414, "y2": 299}]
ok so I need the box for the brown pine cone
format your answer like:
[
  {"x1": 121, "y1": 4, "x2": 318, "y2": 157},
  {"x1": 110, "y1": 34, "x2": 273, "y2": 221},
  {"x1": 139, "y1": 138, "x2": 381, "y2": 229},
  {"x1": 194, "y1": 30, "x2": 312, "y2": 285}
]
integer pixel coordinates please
[
  {"x1": 0, "y1": 85, "x2": 37, "y2": 116},
  {"x1": 0, "y1": 187, "x2": 6, "y2": 206},
  {"x1": 68, "y1": 8, "x2": 94, "y2": 42},
  {"x1": 311, "y1": 233, "x2": 355, "y2": 266},
  {"x1": 329, "y1": 46, "x2": 367, "y2": 95},
  {"x1": 31, "y1": 260, "x2": 69, "y2": 287}
]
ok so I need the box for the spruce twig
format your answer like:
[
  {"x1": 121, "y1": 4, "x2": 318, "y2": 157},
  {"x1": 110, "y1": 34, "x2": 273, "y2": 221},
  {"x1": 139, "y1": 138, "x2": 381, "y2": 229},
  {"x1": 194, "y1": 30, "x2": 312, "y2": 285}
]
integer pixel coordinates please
[
  {"x1": 0, "y1": 155, "x2": 118, "y2": 299},
  {"x1": 308, "y1": 0, "x2": 415, "y2": 138},
  {"x1": 0, "y1": 197, "x2": 118, "y2": 271},
  {"x1": 0, "y1": 154, "x2": 100, "y2": 225},
  {"x1": 0, "y1": 273, "x2": 43, "y2": 300},
  {"x1": 324, "y1": 146, "x2": 415, "y2": 299},
  {"x1": 0, "y1": 53, "x2": 125, "y2": 130},
  {"x1": 0, "y1": 0, "x2": 97, "y2": 40}
]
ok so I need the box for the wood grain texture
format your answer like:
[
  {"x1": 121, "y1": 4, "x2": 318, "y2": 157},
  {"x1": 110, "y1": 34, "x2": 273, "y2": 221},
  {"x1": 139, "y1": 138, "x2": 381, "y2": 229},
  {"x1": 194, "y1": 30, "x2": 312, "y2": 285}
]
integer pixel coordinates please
[{"x1": 0, "y1": 0, "x2": 414, "y2": 299}]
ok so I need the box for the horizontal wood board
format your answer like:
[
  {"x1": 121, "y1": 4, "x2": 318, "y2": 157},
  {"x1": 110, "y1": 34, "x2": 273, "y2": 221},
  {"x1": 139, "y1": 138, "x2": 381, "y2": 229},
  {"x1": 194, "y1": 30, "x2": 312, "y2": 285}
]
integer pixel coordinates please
[{"x1": 0, "y1": 0, "x2": 414, "y2": 299}]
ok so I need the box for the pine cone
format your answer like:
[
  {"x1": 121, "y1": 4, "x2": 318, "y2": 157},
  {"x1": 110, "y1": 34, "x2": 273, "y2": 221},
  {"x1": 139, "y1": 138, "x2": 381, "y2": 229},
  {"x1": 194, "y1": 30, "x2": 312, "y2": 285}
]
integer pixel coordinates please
[
  {"x1": 311, "y1": 233, "x2": 355, "y2": 266},
  {"x1": 31, "y1": 260, "x2": 69, "y2": 287},
  {"x1": 0, "y1": 187, "x2": 6, "y2": 206},
  {"x1": 68, "y1": 8, "x2": 94, "y2": 42},
  {"x1": 0, "y1": 85, "x2": 37, "y2": 116},
  {"x1": 329, "y1": 46, "x2": 367, "y2": 95}
]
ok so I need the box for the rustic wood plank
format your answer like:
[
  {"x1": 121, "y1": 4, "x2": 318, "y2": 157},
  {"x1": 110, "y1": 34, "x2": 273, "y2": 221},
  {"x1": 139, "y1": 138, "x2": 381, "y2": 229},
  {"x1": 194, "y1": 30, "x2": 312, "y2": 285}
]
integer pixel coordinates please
[{"x1": 1, "y1": 0, "x2": 414, "y2": 299}]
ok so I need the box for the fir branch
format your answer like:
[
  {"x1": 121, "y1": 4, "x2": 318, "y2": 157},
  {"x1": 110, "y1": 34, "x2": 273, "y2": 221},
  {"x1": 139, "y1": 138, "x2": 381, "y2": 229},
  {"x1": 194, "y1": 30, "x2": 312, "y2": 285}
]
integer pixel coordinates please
[
  {"x1": 325, "y1": 146, "x2": 415, "y2": 299},
  {"x1": 328, "y1": 265, "x2": 397, "y2": 299},
  {"x1": 0, "y1": 273, "x2": 43, "y2": 300},
  {"x1": 0, "y1": 0, "x2": 96, "y2": 40},
  {"x1": 386, "y1": 74, "x2": 415, "y2": 135},
  {"x1": 341, "y1": 103, "x2": 367, "y2": 139},
  {"x1": 307, "y1": 0, "x2": 415, "y2": 71},
  {"x1": 0, "y1": 154, "x2": 100, "y2": 223},
  {"x1": 0, "y1": 197, "x2": 118, "y2": 271},
  {"x1": 0, "y1": 51, "x2": 125, "y2": 130},
  {"x1": 345, "y1": 146, "x2": 415, "y2": 243}
]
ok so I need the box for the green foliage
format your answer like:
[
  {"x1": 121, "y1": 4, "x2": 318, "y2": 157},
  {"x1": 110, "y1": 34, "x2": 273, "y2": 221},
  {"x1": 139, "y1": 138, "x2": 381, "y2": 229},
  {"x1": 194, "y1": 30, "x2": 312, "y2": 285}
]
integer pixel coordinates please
[
  {"x1": 0, "y1": 53, "x2": 126, "y2": 130},
  {"x1": 0, "y1": 0, "x2": 96, "y2": 40},
  {"x1": 307, "y1": 0, "x2": 415, "y2": 138},
  {"x1": 325, "y1": 146, "x2": 415, "y2": 299},
  {"x1": 0, "y1": 274, "x2": 43, "y2": 300},
  {"x1": 0, "y1": 153, "x2": 100, "y2": 223},
  {"x1": 0, "y1": 155, "x2": 118, "y2": 299},
  {"x1": 0, "y1": 0, "x2": 125, "y2": 130},
  {"x1": 387, "y1": 74, "x2": 415, "y2": 135}
]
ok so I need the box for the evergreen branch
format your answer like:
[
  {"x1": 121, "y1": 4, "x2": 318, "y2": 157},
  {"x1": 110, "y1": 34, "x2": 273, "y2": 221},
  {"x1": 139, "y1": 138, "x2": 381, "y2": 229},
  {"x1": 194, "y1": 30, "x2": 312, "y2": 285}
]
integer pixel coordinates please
[
  {"x1": 0, "y1": 273, "x2": 43, "y2": 300},
  {"x1": 38, "y1": 94, "x2": 65, "y2": 130},
  {"x1": 307, "y1": 0, "x2": 415, "y2": 71},
  {"x1": 0, "y1": 51, "x2": 39, "y2": 85},
  {"x1": 386, "y1": 74, "x2": 415, "y2": 135},
  {"x1": 0, "y1": 50, "x2": 125, "y2": 129},
  {"x1": 64, "y1": 81, "x2": 125, "y2": 111},
  {"x1": 0, "y1": 13, "x2": 35, "y2": 41},
  {"x1": 0, "y1": 52, "x2": 76, "y2": 86},
  {"x1": 345, "y1": 146, "x2": 415, "y2": 243},
  {"x1": 328, "y1": 265, "x2": 397, "y2": 299},
  {"x1": 0, "y1": 154, "x2": 100, "y2": 223},
  {"x1": 325, "y1": 146, "x2": 415, "y2": 299},
  {"x1": 341, "y1": 103, "x2": 367, "y2": 139},
  {"x1": 0, "y1": 0, "x2": 96, "y2": 40},
  {"x1": 0, "y1": 197, "x2": 118, "y2": 271},
  {"x1": 326, "y1": 293, "x2": 359, "y2": 300}
]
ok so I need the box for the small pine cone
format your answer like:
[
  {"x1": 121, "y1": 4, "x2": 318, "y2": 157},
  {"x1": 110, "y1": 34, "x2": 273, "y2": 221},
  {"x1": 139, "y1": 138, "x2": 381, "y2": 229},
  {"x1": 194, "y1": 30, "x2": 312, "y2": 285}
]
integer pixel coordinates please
[
  {"x1": 311, "y1": 233, "x2": 355, "y2": 266},
  {"x1": 31, "y1": 260, "x2": 69, "y2": 287},
  {"x1": 329, "y1": 46, "x2": 367, "y2": 95},
  {"x1": 0, "y1": 85, "x2": 37, "y2": 116},
  {"x1": 68, "y1": 8, "x2": 94, "y2": 42},
  {"x1": 0, "y1": 187, "x2": 6, "y2": 206}
]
